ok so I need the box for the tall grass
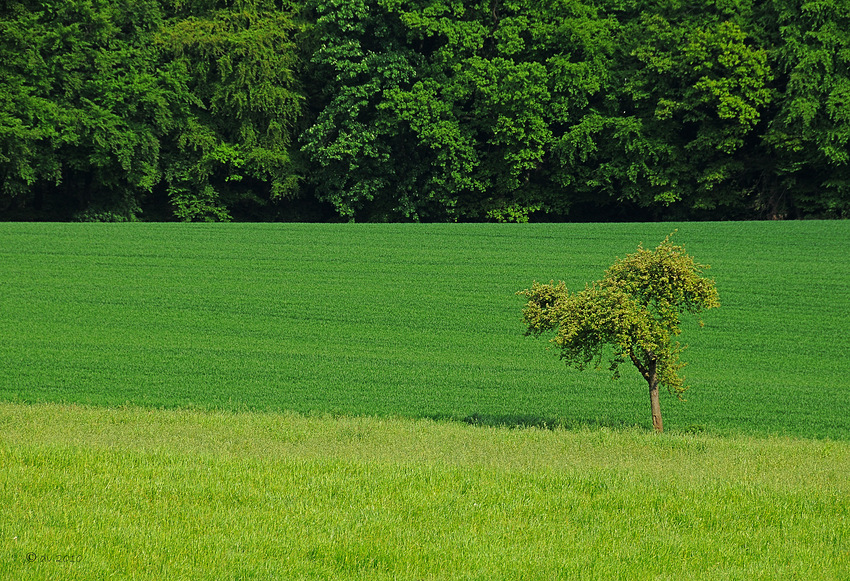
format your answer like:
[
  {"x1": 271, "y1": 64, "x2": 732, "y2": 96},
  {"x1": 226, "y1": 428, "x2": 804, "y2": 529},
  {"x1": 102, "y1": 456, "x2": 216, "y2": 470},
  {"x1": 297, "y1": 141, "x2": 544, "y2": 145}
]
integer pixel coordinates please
[
  {"x1": 1, "y1": 403, "x2": 848, "y2": 580},
  {"x1": 1, "y1": 221, "x2": 848, "y2": 437}
]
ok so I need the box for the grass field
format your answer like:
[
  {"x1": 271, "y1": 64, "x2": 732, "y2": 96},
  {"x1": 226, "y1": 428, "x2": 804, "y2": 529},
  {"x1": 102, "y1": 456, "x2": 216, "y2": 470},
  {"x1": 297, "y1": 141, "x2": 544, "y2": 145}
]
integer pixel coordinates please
[
  {"x1": 1, "y1": 221, "x2": 848, "y2": 437},
  {"x1": 2, "y1": 403, "x2": 848, "y2": 580},
  {"x1": 2, "y1": 221, "x2": 850, "y2": 579}
]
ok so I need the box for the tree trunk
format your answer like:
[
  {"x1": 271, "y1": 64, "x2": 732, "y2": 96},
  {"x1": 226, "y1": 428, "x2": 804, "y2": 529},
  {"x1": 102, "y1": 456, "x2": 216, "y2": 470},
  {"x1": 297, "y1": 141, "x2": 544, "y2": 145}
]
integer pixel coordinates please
[
  {"x1": 629, "y1": 348, "x2": 664, "y2": 433},
  {"x1": 647, "y1": 360, "x2": 663, "y2": 433}
]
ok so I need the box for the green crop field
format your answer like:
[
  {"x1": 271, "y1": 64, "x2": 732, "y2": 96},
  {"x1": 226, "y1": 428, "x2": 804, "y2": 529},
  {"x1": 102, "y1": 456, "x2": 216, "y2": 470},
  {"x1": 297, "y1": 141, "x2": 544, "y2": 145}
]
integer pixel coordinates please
[
  {"x1": 1, "y1": 221, "x2": 848, "y2": 437},
  {"x1": 2, "y1": 221, "x2": 850, "y2": 579}
]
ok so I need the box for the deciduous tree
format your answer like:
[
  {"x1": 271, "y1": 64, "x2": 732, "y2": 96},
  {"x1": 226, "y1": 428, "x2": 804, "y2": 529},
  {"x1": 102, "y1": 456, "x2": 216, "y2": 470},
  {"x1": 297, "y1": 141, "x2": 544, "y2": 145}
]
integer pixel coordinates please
[
  {"x1": 518, "y1": 233, "x2": 719, "y2": 432},
  {"x1": 157, "y1": 0, "x2": 304, "y2": 221},
  {"x1": 0, "y1": 0, "x2": 171, "y2": 220},
  {"x1": 761, "y1": 0, "x2": 850, "y2": 218}
]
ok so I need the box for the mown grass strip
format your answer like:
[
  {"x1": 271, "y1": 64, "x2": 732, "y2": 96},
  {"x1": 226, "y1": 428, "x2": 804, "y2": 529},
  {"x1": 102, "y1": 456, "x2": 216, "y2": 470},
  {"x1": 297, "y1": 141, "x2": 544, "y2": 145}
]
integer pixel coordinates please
[{"x1": 1, "y1": 403, "x2": 848, "y2": 580}]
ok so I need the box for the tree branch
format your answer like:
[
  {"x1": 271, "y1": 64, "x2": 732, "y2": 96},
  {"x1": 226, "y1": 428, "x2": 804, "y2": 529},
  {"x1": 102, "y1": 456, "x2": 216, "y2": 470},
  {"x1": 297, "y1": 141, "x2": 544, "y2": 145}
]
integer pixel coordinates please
[{"x1": 628, "y1": 346, "x2": 650, "y2": 381}]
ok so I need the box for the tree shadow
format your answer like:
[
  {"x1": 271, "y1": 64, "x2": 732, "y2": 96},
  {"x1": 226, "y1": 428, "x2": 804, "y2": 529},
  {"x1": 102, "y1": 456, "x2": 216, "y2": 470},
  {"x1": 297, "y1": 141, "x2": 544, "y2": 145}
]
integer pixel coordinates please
[{"x1": 426, "y1": 412, "x2": 649, "y2": 432}]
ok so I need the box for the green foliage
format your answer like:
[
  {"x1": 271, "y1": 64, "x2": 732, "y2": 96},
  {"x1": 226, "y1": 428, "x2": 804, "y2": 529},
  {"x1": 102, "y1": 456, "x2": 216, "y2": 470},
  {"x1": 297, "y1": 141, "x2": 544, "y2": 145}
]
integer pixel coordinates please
[
  {"x1": 157, "y1": 0, "x2": 304, "y2": 221},
  {"x1": 0, "y1": 0, "x2": 303, "y2": 221},
  {"x1": 761, "y1": 0, "x2": 850, "y2": 217},
  {"x1": 299, "y1": 0, "x2": 426, "y2": 220},
  {"x1": 0, "y1": 0, "x2": 170, "y2": 219},
  {"x1": 591, "y1": 3, "x2": 775, "y2": 214},
  {"x1": 300, "y1": 0, "x2": 620, "y2": 220},
  {"x1": 486, "y1": 201, "x2": 542, "y2": 222},
  {"x1": 3, "y1": 0, "x2": 850, "y2": 220}
]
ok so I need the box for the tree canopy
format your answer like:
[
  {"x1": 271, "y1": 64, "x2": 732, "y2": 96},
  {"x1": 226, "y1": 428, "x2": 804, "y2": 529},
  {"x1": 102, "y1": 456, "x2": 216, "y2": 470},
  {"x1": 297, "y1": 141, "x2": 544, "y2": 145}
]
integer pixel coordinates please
[
  {"x1": 2, "y1": 0, "x2": 849, "y2": 221},
  {"x1": 0, "y1": 0, "x2": 304, "y2": 221}
]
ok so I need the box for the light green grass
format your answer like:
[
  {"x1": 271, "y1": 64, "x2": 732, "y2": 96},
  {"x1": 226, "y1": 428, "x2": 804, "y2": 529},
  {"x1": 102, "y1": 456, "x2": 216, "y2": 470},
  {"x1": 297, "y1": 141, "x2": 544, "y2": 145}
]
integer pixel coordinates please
[
  {"x1": 1, "y1": 221, "x2": 849, "y2": 437},
  {"x1": 1, "y1": 403, "x2": 848, "y2": 580}
]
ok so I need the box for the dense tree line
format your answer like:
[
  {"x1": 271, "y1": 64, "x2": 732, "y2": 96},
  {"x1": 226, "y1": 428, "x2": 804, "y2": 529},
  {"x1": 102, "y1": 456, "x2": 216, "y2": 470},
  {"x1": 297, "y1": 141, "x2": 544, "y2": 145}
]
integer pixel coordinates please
[{"x1": 1, "y1": 0, "x2": 849, "y2": 221}]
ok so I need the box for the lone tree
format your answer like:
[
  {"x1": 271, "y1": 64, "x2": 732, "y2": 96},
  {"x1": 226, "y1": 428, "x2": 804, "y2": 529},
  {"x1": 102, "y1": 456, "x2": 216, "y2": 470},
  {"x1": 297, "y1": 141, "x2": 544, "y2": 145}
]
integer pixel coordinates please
[{"x1": 517, "y1": 233, "x2": 719, "y2": 432}]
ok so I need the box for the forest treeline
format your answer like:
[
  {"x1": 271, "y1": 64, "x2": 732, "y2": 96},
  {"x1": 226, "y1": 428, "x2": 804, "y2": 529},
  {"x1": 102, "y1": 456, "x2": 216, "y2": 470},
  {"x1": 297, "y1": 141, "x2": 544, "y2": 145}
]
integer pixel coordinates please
[{"x1": 2, "y1": 0, "x2": 849, "y2": 222}]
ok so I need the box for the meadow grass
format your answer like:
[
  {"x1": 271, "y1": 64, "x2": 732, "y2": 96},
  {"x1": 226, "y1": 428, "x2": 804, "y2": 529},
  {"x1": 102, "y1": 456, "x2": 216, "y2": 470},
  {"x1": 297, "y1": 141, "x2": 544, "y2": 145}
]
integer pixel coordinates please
[
  {"x1": 1, "y1": 402, "x2": 848, "y2": 580},
  {"x1": 1, "y1": 221, "x2": 848, "y2": 437}
]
